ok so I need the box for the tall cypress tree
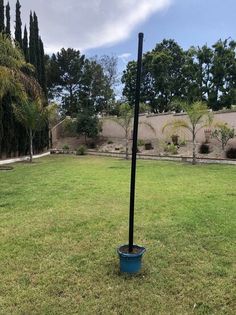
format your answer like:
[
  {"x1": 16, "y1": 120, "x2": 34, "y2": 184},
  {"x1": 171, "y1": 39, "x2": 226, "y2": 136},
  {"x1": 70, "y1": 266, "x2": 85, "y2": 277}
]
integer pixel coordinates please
[
  {"x1": 23, "y1": 25, "x2": 29, "y2": 62},
  {"x1": 0, "y1": 0, "x2": 4, "y2": 33},
  {"x1": 15, "y1": 0, "x2": 22, "y2": 47},
  {"x1": 33, "y1": 12, "x2": 40, "y2": 78},
  {"x1": 29, "y1": 11, "x2": 36, "y2": 67},
  {"x1": 5, "y1": 2, "x2": 10, "y2": 36},
  {"x1": 39, "y1": 37, "x2": 47, "y2": 94}
]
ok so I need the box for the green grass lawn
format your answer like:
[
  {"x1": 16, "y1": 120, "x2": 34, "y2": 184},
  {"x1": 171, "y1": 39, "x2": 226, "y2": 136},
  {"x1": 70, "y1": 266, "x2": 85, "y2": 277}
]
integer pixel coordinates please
[{"x1": 0, "y1": 156, "x2": 235, "y2": 314}]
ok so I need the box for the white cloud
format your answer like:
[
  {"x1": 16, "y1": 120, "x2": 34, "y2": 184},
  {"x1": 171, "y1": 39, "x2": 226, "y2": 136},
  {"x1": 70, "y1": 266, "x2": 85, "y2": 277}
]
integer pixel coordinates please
[
  {"x1": 118, "y1": 53, "x2": 132, "y2": 64},
  {"x1": 9, "y1": 0, "x2": 171, "y2": 53}
]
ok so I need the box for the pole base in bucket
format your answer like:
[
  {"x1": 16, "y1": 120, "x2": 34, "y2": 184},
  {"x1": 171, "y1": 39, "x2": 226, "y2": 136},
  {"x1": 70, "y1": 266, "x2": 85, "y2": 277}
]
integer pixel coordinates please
[{"x1": 117, "y1": 244, "x2": 146, "y2": 273}]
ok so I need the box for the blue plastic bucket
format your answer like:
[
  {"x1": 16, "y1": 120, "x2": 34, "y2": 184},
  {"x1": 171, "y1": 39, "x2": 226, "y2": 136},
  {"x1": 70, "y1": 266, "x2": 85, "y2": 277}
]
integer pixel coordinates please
[{"x1": 117, "y1": 245, "x2": 146, "y2": 273}]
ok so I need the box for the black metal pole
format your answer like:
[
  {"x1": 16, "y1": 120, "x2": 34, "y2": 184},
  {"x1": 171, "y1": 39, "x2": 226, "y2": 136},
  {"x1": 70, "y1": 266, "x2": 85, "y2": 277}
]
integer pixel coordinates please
[{"x1": 128, "y1": 33, "x2": 144, "y2": 253}]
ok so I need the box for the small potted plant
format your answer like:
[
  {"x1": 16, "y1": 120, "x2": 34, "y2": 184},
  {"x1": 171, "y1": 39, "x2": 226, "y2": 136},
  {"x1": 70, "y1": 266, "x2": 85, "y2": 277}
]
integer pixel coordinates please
[{"x1": 204, "y1": 129, "x2": 212, "y2": 143}]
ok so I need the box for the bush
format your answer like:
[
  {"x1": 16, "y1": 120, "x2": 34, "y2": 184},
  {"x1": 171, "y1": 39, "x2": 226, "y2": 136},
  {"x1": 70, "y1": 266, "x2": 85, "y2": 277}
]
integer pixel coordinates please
[
  {"x1": 144, "y1": 142, "x2": 153, "y2": 150},
  {"x1": 226, "y1": 147, "x2": 236, "y2": 159},
  {"x1": 76, "y1": 145, "x2": 87, "y2": 156},
  {"x1": 179, "y1": 139, "x2": 186, "y2": 146},
  {"x1": 61, "y1": 119, "x2": 77, "y2": 137},
  {"x1": 107, "y1": 140, "x2": 113, "y2": 144},
  {"x1": 164, "y1": 143, "x2": 178, "y2": 155},
  {"x1": 171, "y1": 134, "x2": 179, "y2": 145},
  {"x1": 199, "y1": 143, "x2": 211, "y2": 154},
  {"x1": 137, "y1": 139, "x2": 145, "y2": 146},
  {"x1": 62, "y1": 144, "x2": 69, "y2": 150}
]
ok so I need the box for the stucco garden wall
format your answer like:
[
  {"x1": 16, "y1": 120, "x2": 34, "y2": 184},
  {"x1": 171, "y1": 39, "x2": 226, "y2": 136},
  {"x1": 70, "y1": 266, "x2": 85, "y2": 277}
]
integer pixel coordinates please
[{"x1": 101, "y1": 111, "x2": 236, "y2": 143}]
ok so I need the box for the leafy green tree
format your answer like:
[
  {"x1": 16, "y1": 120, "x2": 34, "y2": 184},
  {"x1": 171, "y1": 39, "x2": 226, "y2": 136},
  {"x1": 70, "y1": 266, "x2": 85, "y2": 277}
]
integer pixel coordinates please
[
  {"x1": 76, "y1": 110, "x2": 102, "y2": 144},
  {"x1": 111, "y1": 103, "x2": 155, "y2": 159},
  {"x1": 13, "y1": 99, "x2": 47, "y2": 162},
  {"x1": 97, "y1": 55, "x2": 117, "y2": 113},
  {"x1": 210, "y1": 39, "x2": 236, "y2": 109},
  {"x1": 47, "y1": 48, "x2": 85, "y2": 115},
  {"x1": 163, "y1": 102, "x2": 213, "y2": 164},
  {"x1": 212, "y1": 123, "x2": 235, "y2": 151},
  {"x1": 0, "y1": 0, "x2": 4, "y2": 33},
  {"x1": 5, "y1": 2, "x2": 10, "y2": 36},
  {"x1": 79, "y1": 58, "x2": 114, "y2": 115},
  {"x1": 0, "y1": 34, "x2": 44, "y2": 157},
  {"x1": 122, "y1": 39, "x2": 186, "y2": 113},
  {"x1": 145, "y1": 39, "x2": 186, "y2": 112},
  {"x1": 183, "y1": 45, "x2": 213, "y2": 104},
  {"x1": 15, "y1": 0, "x2": 22, "y2": 48}
]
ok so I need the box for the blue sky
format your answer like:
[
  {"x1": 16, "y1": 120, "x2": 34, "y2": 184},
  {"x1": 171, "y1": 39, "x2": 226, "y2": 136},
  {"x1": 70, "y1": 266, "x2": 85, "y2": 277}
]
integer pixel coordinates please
[
  {"x1": 8, "y1": 0, "x2": 236, "y2": 73},
  {"x1": 87, "y1": 0, "x2": 236, "y2": 64}
]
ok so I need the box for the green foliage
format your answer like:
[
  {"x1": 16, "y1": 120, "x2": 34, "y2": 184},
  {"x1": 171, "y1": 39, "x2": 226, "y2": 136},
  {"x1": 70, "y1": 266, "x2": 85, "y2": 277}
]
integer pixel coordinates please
[
  {"x1": 122, "y1": 38, "x2": 236, "y2": 112},
  {"x1": 46, "y1": 49, "x2": 115, "y2": 116},
  {"x1": 62, "y1": 144, "x2": 69, "y2": 150},
  {"x1": 5, "y1": 2, "x2": 11, "y2": 36},
  {"x1": 23, "y1": 26, "x2": 29, "y2": 62},
  {"x1": 61, "y1": 118, "x2": 77, "y2": 137},
  {"x1": 212, "y1": 123, "x2": 235, "y2": 150},
  {"x1": 137, "y1": 139, "x2": 145, "y2": 146},
  {"x1": 76, "y1": 145, "x2": 86, "y2": 155},
  {"x1": 163, "y1": 101, "x2": 212, "y2": 164},
  {"x1": 179, "y1": 139, "x2": 187, "y2": 146},
  {"x1": 76, "y1": 111, "x2": 102, "y2": 142},
  {"x1": 0, "y1": 0, "x2": 4, "y2": 33},
  {"x1": 15, "y1": 0, "x2": 22, "y2": 48},
  {"x1": 164, "y1": 143, "x2": 178, "y2": 155}
]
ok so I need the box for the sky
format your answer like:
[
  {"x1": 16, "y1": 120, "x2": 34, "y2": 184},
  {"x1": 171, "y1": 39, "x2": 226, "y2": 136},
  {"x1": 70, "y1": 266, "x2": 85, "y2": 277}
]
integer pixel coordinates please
[{"x1": 8, "y1": 0, "x2": 236, "y2": 72}]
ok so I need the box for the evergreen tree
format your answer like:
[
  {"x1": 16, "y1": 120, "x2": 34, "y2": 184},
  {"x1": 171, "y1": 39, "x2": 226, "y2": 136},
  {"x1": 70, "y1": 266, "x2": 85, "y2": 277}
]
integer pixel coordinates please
[
  {"x1": 29, "y1": 11, "x2": 36, "y2": 67},
  {"x1": 5, "y1": 2, "x2": 10, "y2": 36},
  {"x1": 23, "y1": 25, "x2": 29, "y2": 62},
  {"x1": 33, "y1": 12, "x2": 40, "y2": 77},
  {"x1": 15, "y1": 0, "x2": 22, "y2": 47},
  {"x1": 0, "y1": 0, "x2": 4, "y2": 33},
  {"x1": 39, "y1": 37, "x2": 46, "y2": 94}
]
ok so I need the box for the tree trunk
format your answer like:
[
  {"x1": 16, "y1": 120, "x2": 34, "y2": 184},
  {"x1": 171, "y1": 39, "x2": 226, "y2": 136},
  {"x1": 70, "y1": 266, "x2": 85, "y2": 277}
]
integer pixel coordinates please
[
  {"x1": 125, "y1": 131, "x2": 129, "y2": 160},
  {"x1": 29, "y1": 129, "x2": 33, "y2": 163},
  {"x1": 192, "y1": 131, "x2": 197, "y2": 165}
]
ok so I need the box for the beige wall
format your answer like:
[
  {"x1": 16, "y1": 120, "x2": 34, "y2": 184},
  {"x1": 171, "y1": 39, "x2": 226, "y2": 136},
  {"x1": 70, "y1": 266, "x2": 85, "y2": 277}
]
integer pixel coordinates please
[
  {"x1": 101, "y1": 111, "x2": 236, "y2": 143},
  {"x1": 51, "y1": 111, "x2": 236, "y2": 146}
]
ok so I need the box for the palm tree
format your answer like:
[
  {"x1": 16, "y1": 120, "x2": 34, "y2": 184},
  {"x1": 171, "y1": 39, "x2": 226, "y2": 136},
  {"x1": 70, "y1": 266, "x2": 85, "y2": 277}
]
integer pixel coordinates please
[
  {"x1": 13, "y1": 99, "x2": 48, "y2": 162},
  {"x1": 111, "y1": 103, "x2": 155, "y2": 159},
  {"x1": 0, "y1": 34, "x2": 44, "y2": 160},
  {"x1": 162, "y1": 101, "x2": 213, "y2": 164}
]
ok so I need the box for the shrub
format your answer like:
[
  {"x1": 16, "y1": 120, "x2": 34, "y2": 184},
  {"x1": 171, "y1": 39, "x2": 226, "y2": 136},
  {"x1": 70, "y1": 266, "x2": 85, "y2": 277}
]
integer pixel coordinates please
[
  {"x1": 61, "y1": 119, "x2": 77, "y2": 137},
  {"x1": 76, "y1": 145, "x2": 87, "y2": 156},
  {"x1": 199, "y1": 143, "x2": 211, "y2": 154},
  {"x1": 212, "y1": 123, "x2": 235, "y2": 151},
  {"x1": 137, "y1": 139, "x2": 145, "y2": 146},
  {"x1": 179, "y1": 139, "x2": 186, "y2": 146},
  {"x1": 164, "y1": 143, "x2": 178, "y2": 155},
  {"x1": 107, "y1": 140, "x2": 113, "y2": 144},
  {"x1": 62, "y1": 144, "x2": 69, "y2": 150},
  {"x1": 226, "y1": 147, "x2": 236, "y2": 159},
  {"x1": 144, "y1": 142, "x2": 153, "y2": 150},
  {"x1": 171, "y1": 134, "x2": 179, "y2": 145}
]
